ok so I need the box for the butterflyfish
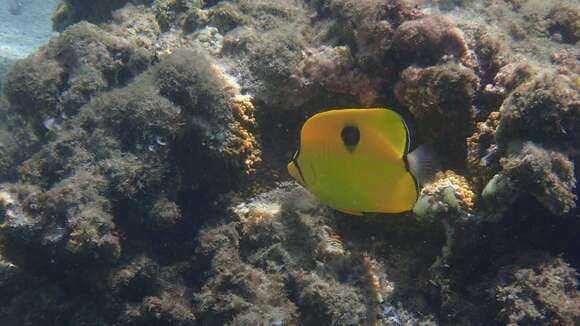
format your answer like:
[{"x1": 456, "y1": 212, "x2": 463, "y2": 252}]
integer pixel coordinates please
[{"x1": 287, "y1": 108, "x2": 437, "y2": 216}]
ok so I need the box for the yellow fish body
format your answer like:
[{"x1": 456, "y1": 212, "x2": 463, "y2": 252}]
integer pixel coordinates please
[{"x1": 288, "y1": 108, "x2": 430, "y2": 215}]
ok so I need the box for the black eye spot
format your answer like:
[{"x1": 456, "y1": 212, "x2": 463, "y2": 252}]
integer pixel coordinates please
[{"x1": 341, "y1": 125, "x2": 360, "y2": 149}]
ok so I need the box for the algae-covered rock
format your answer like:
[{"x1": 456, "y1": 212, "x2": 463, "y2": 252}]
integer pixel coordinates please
[
  {"x1": 494, "y1": 252, "x2": 580, "y2": 325},
  {"x1": 195, "y1": 183, "x2": 440, "y2": 325},
  {"x1": 156, "y1": 48, "x2": 261, "y2": 179},
  {"x1": 291, "y1": 272, "x2": 369, "y2": 325},
  {"x1": 0, "y1": 170, "x2": 121, "y2": 272},
  {"x1": 496, "y1": 71, "x2": 579, "y2": 149},
  {"x1": 52, "y1": 0, "x2": 135, "y2": 31},
  {"x1": 3, "y1": 22, "x2": 153, "y2": 135},
  {"x1": 468, "y1": 69, "x2": 579, "y2": 214},
  {"x1": 2, "y1": 57, "x2": 64, "y2": 126},
  {"x1": 468, "y1": 27, "x2": 511, "y2": 84},
  {"x1": 392, "y1": 16, "x2": 469, "y2": 66},
  {"x1": 0, "y1": 17, "x2": 261, "y2": 323},
  {"x1": 481, "y1": 62, "x2": 540, "y2": 109},
  {"x1": 484, "y1": 142, "x2": 577, "y2": 216},
  {"x1": 547, "y1": 3, "x2": 580, "y2": 44},
  {"x1": 313, "y1": 0, "x2": 421, "y2": 66},
  {"x1": 395, "y1": 62, "x2": 479, "y2": 166}
]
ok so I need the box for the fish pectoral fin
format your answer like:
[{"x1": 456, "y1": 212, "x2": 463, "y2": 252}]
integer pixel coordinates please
[{"x1": 335, "y1": 207, "x2": 363, "y2": 216}]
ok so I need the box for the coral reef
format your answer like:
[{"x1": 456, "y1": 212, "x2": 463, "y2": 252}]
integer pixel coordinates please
[
  {"x1": 392, "y1": 15, "x2": 470, "y2": 66},
  {"x1": 195, "y1": 184, "x2": 440, "y2": 325},
  {"x1": 413, "y1": 171, "x2": 475, "y2": 219},
  {"x1": 52, "y1": 0, "x2": 133, "y2": 31},
  {"x1": 469, "y1": 68, "x2": 579, "y2": 215},
  {"x1": 483, "y1": 142, "x2": 576, "y2": 216},
  {"x1": 495, "y1": 71, "x2": 578, "y2": 149},
  {"x1": 395, "y1": 63, "x2": 479, "y2": 166},
  {"x1": 546, "y1": 3, "x2": 580, "y2": 44},
  {"x1": 494, "y1": 252, "x2": 580, "y2": 325},
  {"x1": 0, "y1": 0, "x2": 578, "y2": 325},
  {"x1": 3, "y1": 22, "x2": 153, "y2": 135},
  {"x1": 1, "y1": 21, "x2": 260, "y2": 323}
]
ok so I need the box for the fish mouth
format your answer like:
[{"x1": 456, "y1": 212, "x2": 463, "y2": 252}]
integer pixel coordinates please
[{"x1": 287, "y1": 160, "x2": 306, "y2": 186}]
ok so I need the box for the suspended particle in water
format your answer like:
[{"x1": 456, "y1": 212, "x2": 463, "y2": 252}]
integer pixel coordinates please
[
  {"x1": 43, "y1": 118, "x2": 57, "y2": 131},
  {"x1": 156, "y1": 136, "x2": 168, "y2": 146}
]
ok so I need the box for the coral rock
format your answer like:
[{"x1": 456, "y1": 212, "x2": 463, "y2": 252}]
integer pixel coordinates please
[
  {"x1": 392, "y1": 16, "x2": 469, "y2": 66},
  {"x1": 496, "y1": 71, "x2": 580, "y2": 149},
  {"x1": 486, "y1": 142, "x2": 577, "y2": 216},
  {"x1": 467, "y1": 111, "x2": 502, "y2": 188},
  {"x1": 395, "y1": 63, "x2": 479, "y2": 165},
  {"x1": 546, "y1": 3, "x2": 580, "y2": 44},
  {"x1": 413, "y1": 171, "x2": 475, "y2": 220},
  {"x1": 52, "y1": 0, "x2": 133, "y2": 31},
  {"x1": 495, "y1": 252, "x2": 580, "y2": 325},
  {"x1": 3, "y1": 22, "x2": 153, "y2": 135},
  {"x1": 292, "y1": 272, "x2": 369, "y2": 325}
]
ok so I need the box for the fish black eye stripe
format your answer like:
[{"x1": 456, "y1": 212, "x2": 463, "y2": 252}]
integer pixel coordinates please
[
  {"x1": 400, "y1": 116, "x2": 418, "y2": 194},
  {"x1": 401, "y1": 116, "x2": 411, "y2": 155},
  {"x1": 291, "y1": 158, "x2": 307, "y2": 186}
]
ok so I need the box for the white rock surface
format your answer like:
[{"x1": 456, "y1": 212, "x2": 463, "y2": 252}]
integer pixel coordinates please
[
  {"x1": 0, "y1": 0, "x2": 59, "y2": 85},
  {"x1": 0, "y1": 0, "x2": 59, "y2": 59}
]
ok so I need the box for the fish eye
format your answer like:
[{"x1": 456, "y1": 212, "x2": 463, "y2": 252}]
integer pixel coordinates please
[{"x1": 341, "y1": 125, "x2": 360, "y2": 149}]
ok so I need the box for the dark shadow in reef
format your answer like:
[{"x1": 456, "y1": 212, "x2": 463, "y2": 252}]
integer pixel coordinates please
[
  {"x1": 109, "y1": 129, "x2": 234, "y2": 268},
  {"x1": 333, "y1": 211, "x2": 446, "y2": 317},
  {"x1": 433, "y1": 194, "x2": 580, "y2": 323},
  {"x1": 501, "y1": 196, "x2": 580, "y2": 267}
]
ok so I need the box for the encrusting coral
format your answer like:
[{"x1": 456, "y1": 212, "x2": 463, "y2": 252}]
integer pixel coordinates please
[{"x1": 414, "y1": 171, "x2": 475, "y2": 219}]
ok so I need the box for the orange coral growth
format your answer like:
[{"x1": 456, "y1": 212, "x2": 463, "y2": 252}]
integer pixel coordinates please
[
  {"x1": 423, "y1": 171, "x2": 476, "y2": 212},
  {"x1": 228, "y1": 95, "x2": 261, "y2": 174}
]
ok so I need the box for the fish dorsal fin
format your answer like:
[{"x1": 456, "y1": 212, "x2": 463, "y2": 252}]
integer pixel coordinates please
[
  {"x1": 356, "y1": 108, "x2": 409, "y2": 158},
  {"x1": 319, "y1": 109, "x2": 409, "y2": 154}
]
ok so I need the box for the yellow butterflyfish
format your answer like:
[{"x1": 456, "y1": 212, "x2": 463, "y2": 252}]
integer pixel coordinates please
[{"x1": 287, "y1": 108, "x2": 437, "y2": 216}]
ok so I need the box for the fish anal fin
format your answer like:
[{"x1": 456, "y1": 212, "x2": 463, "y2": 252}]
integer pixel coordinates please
[{"x1": 335, "y1": 208, "x2": 363, "y2": 216}]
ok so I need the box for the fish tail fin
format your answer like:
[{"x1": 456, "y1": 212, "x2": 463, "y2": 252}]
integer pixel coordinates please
[{"x1": 407, "y1": 144, "x2": 440, "y2": 186}]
